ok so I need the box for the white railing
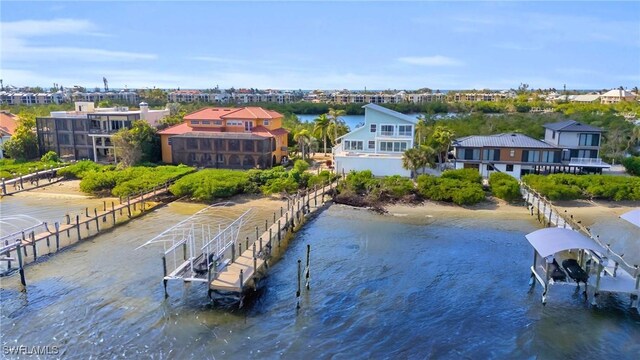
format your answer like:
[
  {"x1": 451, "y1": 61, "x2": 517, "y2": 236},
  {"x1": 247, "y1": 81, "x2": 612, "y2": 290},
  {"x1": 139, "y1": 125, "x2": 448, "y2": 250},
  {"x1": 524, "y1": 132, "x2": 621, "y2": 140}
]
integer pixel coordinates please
[{"x1": 568, "y1": 157, "x2": 608, "y2": 166}]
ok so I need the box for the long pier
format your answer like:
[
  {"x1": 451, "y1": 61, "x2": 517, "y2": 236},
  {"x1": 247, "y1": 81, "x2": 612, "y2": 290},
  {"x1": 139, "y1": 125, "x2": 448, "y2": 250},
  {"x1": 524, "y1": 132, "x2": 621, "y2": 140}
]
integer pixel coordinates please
[
  {"x1": 208, "y1": 182, "x2": 336, "y2": 303},
  {"x1": 0, "y1": 181, "x2": 174, "y2": 290},
  {"x1": 520, "y1": 183, "x2": 640, "y2": 306}
]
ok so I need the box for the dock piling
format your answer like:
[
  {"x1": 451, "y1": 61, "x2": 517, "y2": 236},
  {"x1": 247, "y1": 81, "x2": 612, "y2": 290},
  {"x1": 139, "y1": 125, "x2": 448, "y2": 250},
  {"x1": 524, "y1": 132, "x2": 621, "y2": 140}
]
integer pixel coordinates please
[
  {"x1": 15, "y1": 240, "x2": 26, "y2": 291},
  {"x1": 54, "y1": 222, "x2": 60, "y2": 251},
  {"x1": 296, "y1": 259, "x2": 301, "y2": 310},
  {"x1": 305, "y1": 244, "x2": 311, "y2": 290}
]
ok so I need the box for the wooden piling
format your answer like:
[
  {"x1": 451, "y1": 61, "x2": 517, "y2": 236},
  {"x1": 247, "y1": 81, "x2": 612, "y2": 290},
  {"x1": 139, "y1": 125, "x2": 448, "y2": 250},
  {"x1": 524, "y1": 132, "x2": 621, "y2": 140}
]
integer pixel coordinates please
[
  {"x1": 94, "y1": 208, "x2": 100, "y2": 231},
  {"x1": 76, "y1": 215, "x2": 81, "y2": 240},
  {"x1": 15, "y1": 240, "x2": 26, "y2": 291},
  {"x1": 54, "y1": 222, "x2": 60, "y2": 251},
  {"x1": 30, "y1": 231, "x2": 36, "y2": 261},
  {"x1": 305, "y1": 244, "x2": 311, "y2": 290},
  {"x1": 277, "y1": 219, "x2": 281, "y2": 246},
  {"x1": 296, "y1": 259, "x2": 301, "y2": 309}
]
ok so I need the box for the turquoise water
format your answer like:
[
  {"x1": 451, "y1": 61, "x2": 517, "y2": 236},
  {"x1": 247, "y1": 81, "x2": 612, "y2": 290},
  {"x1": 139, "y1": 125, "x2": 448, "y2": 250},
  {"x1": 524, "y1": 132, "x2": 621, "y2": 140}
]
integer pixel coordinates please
[{"x1": 1, "y1": 199, "x2": 639, "y2": 359}]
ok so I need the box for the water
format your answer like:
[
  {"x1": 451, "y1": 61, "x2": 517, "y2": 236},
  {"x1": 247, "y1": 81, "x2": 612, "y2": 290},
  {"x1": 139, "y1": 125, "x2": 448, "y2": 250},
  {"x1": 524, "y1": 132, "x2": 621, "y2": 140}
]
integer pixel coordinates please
[{"x1": 1, "y1": 198, "x2": 639, "y2": 359}]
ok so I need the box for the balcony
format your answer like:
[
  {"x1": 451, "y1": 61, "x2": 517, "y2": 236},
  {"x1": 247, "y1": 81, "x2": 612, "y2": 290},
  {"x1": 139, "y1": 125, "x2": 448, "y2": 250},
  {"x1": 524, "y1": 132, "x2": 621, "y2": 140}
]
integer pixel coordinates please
[{"x1": 567, "y1": 157, "x2": 610, "y2": 168}]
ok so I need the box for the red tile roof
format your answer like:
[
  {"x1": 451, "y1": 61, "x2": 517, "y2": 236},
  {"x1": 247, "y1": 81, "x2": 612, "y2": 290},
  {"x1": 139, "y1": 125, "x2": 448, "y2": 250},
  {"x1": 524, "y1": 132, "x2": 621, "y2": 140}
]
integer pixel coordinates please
[
  {"x1": 222, "y1": 107, "x2": 283, "y2": 120},
  {"x1": 0, "y1": 111, "x2": 18, "y2": 136},
  {"x1": 158, "y1": 122, "x2": 191, "y2": 135},
  {"x1": 184, "y1": 108, "x2": 240, "y2": 121},
  {"x1": 251, "y1": 126, "x2": 289, "y2": 137}
]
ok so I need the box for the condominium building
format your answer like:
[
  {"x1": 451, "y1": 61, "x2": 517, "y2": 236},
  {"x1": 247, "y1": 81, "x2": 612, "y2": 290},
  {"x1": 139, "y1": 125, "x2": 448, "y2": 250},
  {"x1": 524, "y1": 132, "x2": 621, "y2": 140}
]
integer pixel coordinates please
[{"x1": 36, "y1": 102, "x2": 169, "y2": 163}]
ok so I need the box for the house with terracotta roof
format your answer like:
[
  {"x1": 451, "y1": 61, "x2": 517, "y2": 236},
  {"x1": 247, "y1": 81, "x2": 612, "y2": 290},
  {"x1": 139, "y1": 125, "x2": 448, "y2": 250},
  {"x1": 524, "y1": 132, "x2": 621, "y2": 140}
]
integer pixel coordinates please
[
  {"x1": 0, "y1": 111, "x2": 19, "y2": 159},
  {"x1": 158, "y1": 107, "x2": 288, "y2": 169}
]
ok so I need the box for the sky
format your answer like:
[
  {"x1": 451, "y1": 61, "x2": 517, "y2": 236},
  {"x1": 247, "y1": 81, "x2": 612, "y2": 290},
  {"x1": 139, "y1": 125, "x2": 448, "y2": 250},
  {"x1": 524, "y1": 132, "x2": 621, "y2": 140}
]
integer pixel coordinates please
[{"x1": 1, "y1": 1, "x2": 639, "y2": 91}]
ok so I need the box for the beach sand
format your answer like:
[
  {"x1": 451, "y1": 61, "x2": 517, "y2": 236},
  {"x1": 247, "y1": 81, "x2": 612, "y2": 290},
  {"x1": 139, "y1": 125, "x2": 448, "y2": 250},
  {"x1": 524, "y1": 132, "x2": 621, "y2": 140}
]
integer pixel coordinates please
[{"x1": 8, "y1": 179, "x2": 90, "y2": 199}]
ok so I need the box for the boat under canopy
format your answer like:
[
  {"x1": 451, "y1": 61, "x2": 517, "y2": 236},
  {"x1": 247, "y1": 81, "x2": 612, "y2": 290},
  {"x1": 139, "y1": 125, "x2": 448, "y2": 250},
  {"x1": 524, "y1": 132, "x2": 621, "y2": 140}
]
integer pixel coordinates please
[{"x1": 620, "y1": 208, "x2": 640, "y2": 228}]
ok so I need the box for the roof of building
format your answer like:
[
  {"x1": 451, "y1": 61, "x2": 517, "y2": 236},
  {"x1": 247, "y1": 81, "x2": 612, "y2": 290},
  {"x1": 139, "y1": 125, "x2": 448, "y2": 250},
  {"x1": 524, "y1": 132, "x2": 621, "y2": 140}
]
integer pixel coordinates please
[
  {"x1": 184, "y1": 108, "x2": 239, "y2": 121},
  {"x1": 572, "y1": 94, "x2": 601, "y2": 102},
  {"x1": 251, "y1": 125, "x2": 289, "y2": 137},
  {"x1": 158, "y1": 122, "x2": 287, "y2": 138},
  {"x1": 543, "y1": 120, "x2": 603, "y2": 132},
  {"x1": 362, "y1": 103, "x2": 418, "y2": 124},
  {"x1": 221, "y1": 107, "x2": 283, "y2": 120},
  {"x1": 158, "y1": 122, "x2": 191, "y2": 135},
  {"x1": 452, "y1": 133, "x2": 556, "y2": 149},
  {"x1": 0, "y1": 111, "x2": 18, "y2": 136},
  {"x1": 601, "y1": 89, "x2": 636, "y2": 98}
]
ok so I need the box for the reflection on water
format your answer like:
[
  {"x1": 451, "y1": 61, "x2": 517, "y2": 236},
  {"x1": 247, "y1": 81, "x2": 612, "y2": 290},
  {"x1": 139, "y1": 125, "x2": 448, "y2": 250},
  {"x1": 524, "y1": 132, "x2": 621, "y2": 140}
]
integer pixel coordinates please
[{"x1": 1, "y1": 199, "x2": 639, "y2": 359}]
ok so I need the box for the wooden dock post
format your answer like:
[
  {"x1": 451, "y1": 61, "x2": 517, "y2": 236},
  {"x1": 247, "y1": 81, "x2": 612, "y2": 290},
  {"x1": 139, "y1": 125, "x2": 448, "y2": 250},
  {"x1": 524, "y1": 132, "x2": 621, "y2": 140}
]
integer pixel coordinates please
[
  {"x1": 280, "y1": 206, "x2": 283, "y2": 217},
  {"x1": 277, "y1": 219, "x2": 281, "y2": 247},
  {"x1": 305, "y1": 244, "x2": 311, "y2": 290},
  {"x1": 94, "y1": 208, "x2": 100, "y2": 231},
  {"x1": 30, "y1": 231, "x2": 37, "y2": 261},
  {"x1": 111, "y1": 202, "x2": 116, "y2": 225},
  {"x1": 245, "y1": 236, "x2": 249, "y2": 251},
  {"x1": 76, "y1": 215, "x2": 81, "y2": 241},
  {"x1": 296, "y1": 259, "x2": 301, "y2": 310},
  {"x1": 85, "y1": 207, "x2": 89, "y2": 217},
  {"x1": 253, "y1": 242, "x2": 256, "y2": 261},
  {"x1": 103, "y1": 201, "x2": 106, "y2": 212},
  {"x1": 162, "y1": 255, "x2": 169, "y2": 299},
  {"x1": 182, "y1": 242, "x2": 187, "y2": 261},
  {"x1": 239, "y1": 269, "x2": 244, "y2": 291},
  {"x1": 548, "y1": 209, "x2": 553, "y2": 227},
  {"x1": 15, "y1": 240, "x2": 26, "y2": 291},
  {"x1": 1, "y1": 178, "x2": 6, "y2": 195},
  {"x1": 286, "y1": 212, "x2": 289, "y2": 229},
  {"x1": 265, "y1": 219, "x2": 268, "y2": 232},
  {"x1": 273, "y1": 212, "x2": 276, "y2": 224},
  {"x1": 127, "y1": 196, "x2": 132, "y2": 218},
  {"x1": 231, "y1": 240, "x2": 236, "y2": 261},
  {"x1": 66, "y1": 214, "x2": 70, "y2": 225},
  {"x1": 259, "y1": 237, "x2": 263, "y2": 253},
  {"x1": 255, "y1": 226, "x2": 259, "y2": 242},
  {"x1": 54, "y1": 222, "x2": 60, "y2": 251}
]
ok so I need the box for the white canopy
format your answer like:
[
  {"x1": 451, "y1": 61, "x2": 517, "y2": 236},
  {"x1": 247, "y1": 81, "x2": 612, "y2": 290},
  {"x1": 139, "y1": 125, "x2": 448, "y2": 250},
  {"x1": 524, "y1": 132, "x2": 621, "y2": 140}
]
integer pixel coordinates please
[
  {"x1": 620, "y1": 209, "x2": 640, "y2": 228},
  {"x1": 525, "y1": 228, "x2": 606, "y2": 258}
]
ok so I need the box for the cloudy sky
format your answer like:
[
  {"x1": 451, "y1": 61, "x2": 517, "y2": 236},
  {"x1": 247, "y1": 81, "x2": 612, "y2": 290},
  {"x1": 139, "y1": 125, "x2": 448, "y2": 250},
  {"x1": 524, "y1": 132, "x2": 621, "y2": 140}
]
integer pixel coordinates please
[{"x1": 1, "y1": 1, "x2": 639, "y2": 90}]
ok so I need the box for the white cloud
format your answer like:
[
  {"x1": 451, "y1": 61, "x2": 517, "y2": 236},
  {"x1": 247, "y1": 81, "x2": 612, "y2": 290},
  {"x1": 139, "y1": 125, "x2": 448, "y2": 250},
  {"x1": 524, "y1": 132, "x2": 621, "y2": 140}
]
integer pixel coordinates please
[
  {"x1": 1, "y1": 18, "x2": 157, "y2": 63},
  {"x1": 397, "y1": 56, "x2": 464, "y2": 67}
]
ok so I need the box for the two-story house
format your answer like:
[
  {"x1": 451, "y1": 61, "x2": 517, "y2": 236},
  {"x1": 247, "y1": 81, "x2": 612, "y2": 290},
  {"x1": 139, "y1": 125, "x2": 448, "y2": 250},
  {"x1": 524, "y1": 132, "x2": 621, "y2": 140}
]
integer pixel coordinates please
[
  {"x1": 452, "y1": 133, "x2": 562, "y2": 179},
  {"x1": 333, "y1": 103, "x2": 416, "y2": 177},
  {"x1": 452, "y1": 120, "x2": 610, "y2": 179},
  {"x1": 158, "y1": 107, "x2": 288, "y2": 169}
]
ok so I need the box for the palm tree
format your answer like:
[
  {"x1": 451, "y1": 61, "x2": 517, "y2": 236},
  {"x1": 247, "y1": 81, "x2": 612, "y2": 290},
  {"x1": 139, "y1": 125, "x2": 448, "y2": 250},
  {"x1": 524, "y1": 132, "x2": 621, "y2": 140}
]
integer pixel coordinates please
[
  {"x1": 294, "y1": 129, "x2": 311, "y2": 159},
  {"x1": 328, "y1": 108, "x2": 346, "y2": 145},
  {"x1": 431, "y1": 125, "x2": 455, "y2": 170},
  {"x1": 313, "y1": 114, "x2": 331, "y2": 154},
  {"x1": 402, "y1": 146, "x2": 435, "y2": 179}
]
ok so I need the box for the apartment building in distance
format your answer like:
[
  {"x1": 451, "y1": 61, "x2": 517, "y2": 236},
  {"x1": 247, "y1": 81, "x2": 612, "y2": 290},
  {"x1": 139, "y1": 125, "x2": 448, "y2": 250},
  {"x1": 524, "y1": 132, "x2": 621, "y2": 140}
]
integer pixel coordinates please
[
  {"x1": 0, "y1": 91, "x2": 65, "y2": 105},
  {"x1": 36, "y1": 102, "x2": 169, "y2": 163},
  {"x1": 158, "y1": 107, "x2": 288, "y2": 169}
]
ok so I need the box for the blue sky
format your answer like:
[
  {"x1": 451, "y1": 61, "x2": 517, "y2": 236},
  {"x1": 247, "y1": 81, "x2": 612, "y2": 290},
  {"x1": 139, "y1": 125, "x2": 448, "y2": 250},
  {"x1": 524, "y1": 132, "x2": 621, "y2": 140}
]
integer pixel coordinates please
[{"x1": 1, "y1": 1, "x2": 639, "y2": 90}]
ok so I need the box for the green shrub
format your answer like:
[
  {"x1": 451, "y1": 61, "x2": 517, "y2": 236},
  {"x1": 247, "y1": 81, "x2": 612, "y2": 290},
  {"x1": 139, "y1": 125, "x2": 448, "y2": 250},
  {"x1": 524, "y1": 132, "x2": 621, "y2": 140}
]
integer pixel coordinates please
[
  {"x1": 77, "y1": 164, "x2": 194, "y2": 196},
  {"x1": 170, "y1": 169, "x2": 249, "y2": 201},
  {"x1": 343, "y1": 170, "x2": 379, "y2": 193},
  {"x1": 522, "y1": 174, "x2": 640, "y2": 201},
  {"x1": 622, "y1": 156, "x2": 640, "y2": 176},
  {"x1": 0, "y1": 159, "x2": 60, "y2": 179},
  {"x1": 416, "y1": 174, "x2": 485, "y2": 205},
  {"x1": 40, "y1": 151, "x2": 59, "y2": 163},
  {"x1": 57, "y1": 160, "x2": 110, "y2": 179},
  {"x1": 381, "y1": 175, "x2": 414, "y2": 199},
  {"x1": 261, "y1": 176, "x2": 300, "y2": 195},
  {"x1": 293, "y1": 159, "x2": 310, "y2": 173},
  {"x1": 489, "y1": 172, "x2": 522, "y2": 202},
  {"x1": 307, "y1": 170, "x2": 336, "y2": 188},
  {"x1": 441, "y1": 168, "x2": 482, "y2": 184}
]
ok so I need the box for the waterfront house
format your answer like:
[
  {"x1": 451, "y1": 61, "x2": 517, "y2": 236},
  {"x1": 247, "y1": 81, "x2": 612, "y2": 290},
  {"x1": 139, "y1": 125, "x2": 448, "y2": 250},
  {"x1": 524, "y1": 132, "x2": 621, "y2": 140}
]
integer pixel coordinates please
[
  {"x1": 0, "y1": 111, "x2": 18, "y2": 159},
  {"x1": 36, "y1": 102, "x2": 169, "y2": 163},
  {"x1": 333, "y1": 103, "x2": 416, "y2": 177},
  {"x1": 158, "y1": 107, "x2": 288, "y2": 169},
  {"x1": 452, "y1": 120, "x2": 609, "y2": 179},
  {"x1": 452, "y1": 133, "x2": 562, "y2": 179}
]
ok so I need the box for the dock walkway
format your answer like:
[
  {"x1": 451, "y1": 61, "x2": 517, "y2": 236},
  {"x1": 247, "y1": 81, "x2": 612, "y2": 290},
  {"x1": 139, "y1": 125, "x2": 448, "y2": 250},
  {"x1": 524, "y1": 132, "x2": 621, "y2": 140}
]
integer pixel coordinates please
[{"x1": 208, "y1": 182, "x2": 336, "y2": 297}]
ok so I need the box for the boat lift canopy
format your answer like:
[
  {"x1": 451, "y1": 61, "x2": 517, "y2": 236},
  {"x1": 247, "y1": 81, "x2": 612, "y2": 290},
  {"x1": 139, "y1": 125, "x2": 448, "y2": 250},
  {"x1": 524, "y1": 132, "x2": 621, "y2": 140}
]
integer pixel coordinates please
[
  {"x1": 525, "y1": 228, "x2": 606, "y2": 258},
  {"x1": 620, "y1": 209, "x2": 640, "y2": 228}
]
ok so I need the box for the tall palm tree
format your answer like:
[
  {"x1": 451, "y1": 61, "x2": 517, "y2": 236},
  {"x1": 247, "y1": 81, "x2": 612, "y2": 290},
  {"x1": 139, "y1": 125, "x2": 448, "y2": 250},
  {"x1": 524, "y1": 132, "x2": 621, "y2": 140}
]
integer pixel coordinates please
[
  {"x1": 328, "y1": 108, "x2": 346, "y2": 145},
  {"x1": 313, "y1": 114, "x2": 331, "y2": 154},
  {"x1": 294, "y1": 129, "x2": 311, "y2": 159}
]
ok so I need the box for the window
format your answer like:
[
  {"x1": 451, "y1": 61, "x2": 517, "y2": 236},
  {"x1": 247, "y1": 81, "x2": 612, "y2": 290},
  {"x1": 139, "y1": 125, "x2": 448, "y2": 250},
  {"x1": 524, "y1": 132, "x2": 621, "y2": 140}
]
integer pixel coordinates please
[
  {"x1": 379, "y1": 141, "x2": 392, "y2": 152},
  {"x1": 522, "y1": 150, "x2": 540, "y2": 162},
  {"x1": 213, "y1": 120, "x2": 223, "y2": 125},
  {"x1": 462, "y1": 148, "x2": 480, "y2": 160},
  {"x1": 191, "y1": 120, "x2": 200, "y2": 125},
  {"x1": 368, "y1": 140, "x2": 375, "y2": 149},
  {"x1": 379, "y1": 141, "x2": 407, "y2": 152},
  {"x1": 510, "y1": 149, "x2": 515, "y2": 157},
  {"x1": 482, "y1": 149, "x2": 500, "y2": 161},
  {"x1": 393, "y1": 142, "x2": 400, "y2": 152},
  {"x1": 552, "y1": 131, "x2": 556, "y2": 139},
  {"x1": 506, "y1": 164, "x2": 514, "y2": 172},
  {"x1": 579, "y1": 133, "x2": 600, "y2": 146},
  {"x1": 168, "y1": 138, "x2": 173, "y2": 146},
  {"x1": 344, "y1": 140, "x2": 363, "y2": 151},
  {"x1": 244, "y1": 121, "x2": 253, "y2": 132},
  {"x1": 398, "y1": 125, "x2": 412, "y2": 137},
  {"x1": 370, "y1": 124, "x2": 377, "y2": 133},
  {"x1": 263, "y1": 120, "x2": 270, "y2": 126},
  {"x1": 186, "y1": 138, "x2": 198, "y2": 150},
  {"x1": 380, "y1": 125, "x2": 394, "y2": 136},
  {"x1": 202, "y1": 121, "x2": 211, "y2": 125},
  {"x1": 216, "y1": 154, "x2": 224, "y2": 163},
  {"x1": 541, "y1": 151, "x2": 558, "y2": 163}
]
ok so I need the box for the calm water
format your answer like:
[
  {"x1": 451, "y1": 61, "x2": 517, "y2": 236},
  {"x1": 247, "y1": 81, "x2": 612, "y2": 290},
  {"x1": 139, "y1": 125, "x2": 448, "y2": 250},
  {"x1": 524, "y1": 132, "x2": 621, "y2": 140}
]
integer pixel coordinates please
[{"x1": 1, "y1": 197, "x2": 639, "y2": 359}]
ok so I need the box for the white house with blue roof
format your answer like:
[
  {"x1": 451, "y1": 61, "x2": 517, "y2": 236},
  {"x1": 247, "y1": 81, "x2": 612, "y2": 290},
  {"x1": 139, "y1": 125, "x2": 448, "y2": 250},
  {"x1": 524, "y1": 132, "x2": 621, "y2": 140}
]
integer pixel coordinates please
[{"x1": 333, "y1": 103, "x2": 416, "y2": 177}]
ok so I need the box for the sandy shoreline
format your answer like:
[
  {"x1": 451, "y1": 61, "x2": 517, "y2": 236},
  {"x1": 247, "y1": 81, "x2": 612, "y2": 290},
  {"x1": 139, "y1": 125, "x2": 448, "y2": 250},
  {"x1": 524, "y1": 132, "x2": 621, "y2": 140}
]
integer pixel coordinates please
[{"x1": 6, "y1": 180, "x2": 91, "y2": 199}]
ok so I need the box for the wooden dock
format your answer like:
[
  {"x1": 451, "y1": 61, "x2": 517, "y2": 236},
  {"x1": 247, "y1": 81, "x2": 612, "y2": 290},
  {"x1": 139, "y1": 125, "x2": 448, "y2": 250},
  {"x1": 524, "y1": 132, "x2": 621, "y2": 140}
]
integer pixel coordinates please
[
  {"x1": 0, "y1": 181, "x2": 174, "y2": 290},
  {"x1": 208, "y1": 182, "x2": 336, "y2": 298},
  {"x1": 1, "y1": 166, "x2": 69, "y2": 197}
]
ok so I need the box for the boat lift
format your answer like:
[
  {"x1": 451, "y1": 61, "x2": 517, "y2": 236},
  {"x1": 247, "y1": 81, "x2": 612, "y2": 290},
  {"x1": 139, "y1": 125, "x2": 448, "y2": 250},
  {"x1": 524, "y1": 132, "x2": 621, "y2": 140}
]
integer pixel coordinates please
[
  {"x1": 526, "y1": 227, "x2": 639, "y2": 309},
  {"x1": 137, "y1": 202, "x2": 254, "y2": 295}
]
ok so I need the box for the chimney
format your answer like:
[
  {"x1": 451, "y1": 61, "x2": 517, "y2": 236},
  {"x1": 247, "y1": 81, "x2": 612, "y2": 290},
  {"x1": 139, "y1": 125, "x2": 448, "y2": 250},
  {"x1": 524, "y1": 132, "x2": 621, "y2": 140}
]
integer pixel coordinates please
[{"x1": 139, "y1": 102, "x2": 149, "y2": 120}]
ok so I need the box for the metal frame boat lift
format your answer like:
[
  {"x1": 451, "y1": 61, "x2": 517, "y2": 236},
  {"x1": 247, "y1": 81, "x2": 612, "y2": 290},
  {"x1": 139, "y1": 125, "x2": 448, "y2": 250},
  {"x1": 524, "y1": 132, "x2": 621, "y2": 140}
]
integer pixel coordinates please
[{"x1": 526, "y1": 227, "x2": 639, "y2": 309}]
